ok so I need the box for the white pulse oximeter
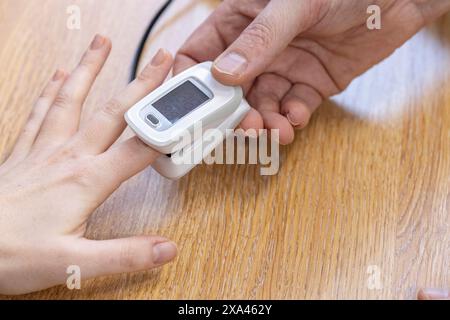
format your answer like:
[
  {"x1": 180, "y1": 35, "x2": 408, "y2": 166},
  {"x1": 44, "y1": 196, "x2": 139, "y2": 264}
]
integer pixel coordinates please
[{"x1": 125, "y1": 62, "x2": 250, "y2": 180}]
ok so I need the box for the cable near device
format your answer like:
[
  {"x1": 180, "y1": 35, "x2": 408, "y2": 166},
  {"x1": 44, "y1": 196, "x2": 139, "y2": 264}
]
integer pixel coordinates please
[
  {"x1": 130, "y1": 0, "x2": 173, "y2": 82},
  {"x1": 125, "y1": 1, "x2": 249, "y2": 180}
]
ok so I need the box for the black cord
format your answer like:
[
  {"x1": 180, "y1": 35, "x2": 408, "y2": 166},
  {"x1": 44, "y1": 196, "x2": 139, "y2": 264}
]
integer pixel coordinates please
[{"x1": 130, "y1": 0, "x2": 174, "y2": 82}]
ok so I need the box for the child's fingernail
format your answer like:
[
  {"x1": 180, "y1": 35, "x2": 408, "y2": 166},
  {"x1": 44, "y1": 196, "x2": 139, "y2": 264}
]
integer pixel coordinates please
[
  {"x1": 152, "y1": 241, "x2": 177, "y2": 264},
  {"x1": 151, "y1": 49, "x2": 167, "y2": 66},
  {"x1": 419, "y1": 288, "x2": 449, "y2": 300},
  {"x1": 52, "y1": 69, "x2": 65, "y2": 81},
  {"x1": 90, "y1": 34, "x2": 106, "y2": 50},
  {"x1": 214, "y1": 52, "x2": 248, "y2": 77}
]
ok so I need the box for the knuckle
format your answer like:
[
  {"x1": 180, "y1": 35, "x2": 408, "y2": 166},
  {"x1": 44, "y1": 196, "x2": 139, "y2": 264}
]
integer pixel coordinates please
[
  {"x1": 52, "y1": 90, "x2": 73, "y2": 109},
  {"x1": 69, "y1": 162, "x2": 96, "y2": 187},
  {"x1": 78, "y1": 52, "x2": 99, "y2": 71},
  {"x1": 242, "y1": 18, "x2": 273, "y2": 49},
  {"x1": 49, "y1": 151, "x2": 97, "y2": 187},
  {"x1": 118, "y1": 238, "x2": 155, "y2": 270},
  {"x1": 136, "y1": 66, "x2": 155, "y2": 82},
  {"x1": 101, "y1": 98, "x2": 124, "y2": 118},
  {"x1": 256, "y1": 80, "x2": 277, "y2": 97},
  {"x1": 49, "y1": 146, "x2": 80, "y2": 162},
  {"x1": 118, "y1": 243, "x2": 141, "y2": 270}
]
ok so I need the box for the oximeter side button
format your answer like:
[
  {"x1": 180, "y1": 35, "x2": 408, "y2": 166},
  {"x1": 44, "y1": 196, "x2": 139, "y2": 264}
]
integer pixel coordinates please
[{"x1": 146, "y1": 113, "x2": 160, "y2": 126}]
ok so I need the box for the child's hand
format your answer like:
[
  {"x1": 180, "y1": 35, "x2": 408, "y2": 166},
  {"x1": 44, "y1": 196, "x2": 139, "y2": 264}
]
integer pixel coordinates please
[{"x1": 0, "y1": 35, "x2": 177, "y2": 295}]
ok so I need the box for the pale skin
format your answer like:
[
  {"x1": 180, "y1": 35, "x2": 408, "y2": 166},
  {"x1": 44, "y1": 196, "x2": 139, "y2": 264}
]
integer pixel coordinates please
[
  {"x1": 0, "y1": 1, "x2": 449, "y2": 298},
  {"x1": 0, "y1": 36, "x2": 177, "y2": 295}
]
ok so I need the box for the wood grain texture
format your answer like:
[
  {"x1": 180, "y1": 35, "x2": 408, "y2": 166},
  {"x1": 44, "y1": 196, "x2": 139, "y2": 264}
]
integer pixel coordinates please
[{"x1": 0, "y1": 0, "x2": 448, "y2": 299}]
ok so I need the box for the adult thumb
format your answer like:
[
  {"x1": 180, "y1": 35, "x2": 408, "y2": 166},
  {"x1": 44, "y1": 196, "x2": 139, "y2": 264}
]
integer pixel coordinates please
[
  {"x1": 71, "y1": 236, "x2": 177, "y2": 280},
  {"x1": 212, "y1": 0, "x2": 309, "y2": 86}
]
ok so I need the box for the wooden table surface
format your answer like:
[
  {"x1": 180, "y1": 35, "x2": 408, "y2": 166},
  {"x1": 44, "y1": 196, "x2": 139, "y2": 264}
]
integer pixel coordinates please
[{"x1": 0, "y1": 0, "x2": 449, "y2": 300}]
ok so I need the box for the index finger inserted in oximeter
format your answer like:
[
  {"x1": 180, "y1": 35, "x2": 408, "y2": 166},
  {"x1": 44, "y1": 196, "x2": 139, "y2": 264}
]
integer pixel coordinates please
[{"x1": 125, "y1": 62, "x2": 251, "y2": 180}]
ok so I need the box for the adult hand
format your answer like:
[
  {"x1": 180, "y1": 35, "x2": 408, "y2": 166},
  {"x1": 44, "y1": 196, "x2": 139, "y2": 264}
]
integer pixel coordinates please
[
  {"x1": 175, "y1": 0, "x2": 450, "y2": 144},
  {"x1": 0, "y1": 35, "x2": 177, "y2": 295}
]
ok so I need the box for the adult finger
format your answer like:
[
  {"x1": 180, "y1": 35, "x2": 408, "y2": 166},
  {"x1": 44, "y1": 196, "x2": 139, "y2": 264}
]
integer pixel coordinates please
[
  {"x1": 70, "y1": 236, "x2": 177, "y2": 279},
  {"x1": 71, "y1": 49, "x2": 173, "y2": 155},
  {"x1": 94, "y1": 136, "x2": 160, "y2": 193},
  {"x1": 281, "y1": 83, "x2": 323, "y2": 130},
  {"x1": 211, "y1": 0, "x2": 314, "y2": 86},
  {"x1": 33, "y1": 34, "x2": 111, "y2": 150},
  {"x1": 173, "y1": 1, "x2": 237, "y2": 75},
  {"x1": 247, "y1": 73, "x2": 294, "y2": 144},
  {"x1": 3, "y1": 70, "x2": 67, "y2": 166}
]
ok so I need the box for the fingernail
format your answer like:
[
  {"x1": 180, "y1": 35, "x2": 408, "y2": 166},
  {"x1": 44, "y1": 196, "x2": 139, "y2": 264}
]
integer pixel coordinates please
[
  {"x1": 286, "y1": 112, "x2": 300, "y2": 126},
  {"x1": 52, "y1": 69, "x2": 65, "y2": 81},
  {"x1": 419, "y1": 288, "x2": 449, "y2": 300},
  {"x1": 152, "y1": 241, "x2": 177, "y2": 264},
  {"x1": 214, "y1": 52, "x2": 248, "y2": 76},
  {"x1": 151, "y1": 49, "x2": 166, "y2": 66},
  {"x1": 90, "y1": 34, "x2": 105, "y2": 50}
]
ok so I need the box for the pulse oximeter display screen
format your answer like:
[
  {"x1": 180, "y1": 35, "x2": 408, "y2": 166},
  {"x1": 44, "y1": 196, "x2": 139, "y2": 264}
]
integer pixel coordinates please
[{"x1": 152, "y1": 80, "x2": 210, "y2": 123}]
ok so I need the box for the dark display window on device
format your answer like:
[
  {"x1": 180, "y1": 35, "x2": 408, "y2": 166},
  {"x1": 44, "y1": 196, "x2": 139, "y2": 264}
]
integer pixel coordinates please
[{"x1": 152, "y1": 80, "x2": 210, "y2": 123}]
